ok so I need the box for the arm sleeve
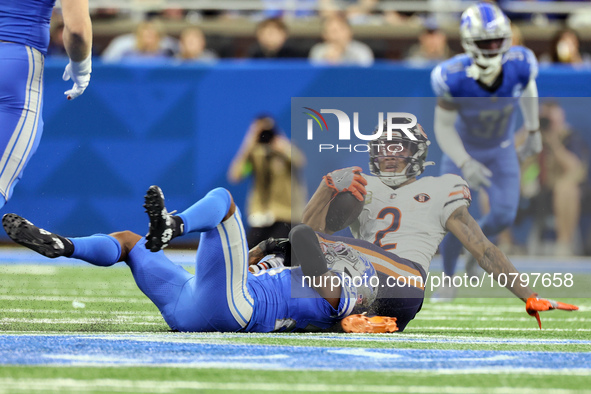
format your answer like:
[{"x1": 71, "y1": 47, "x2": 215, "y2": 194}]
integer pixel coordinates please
[
  {"x1": 519, "y1": 79, "x2": 540, "y2": 132},
  {"x1": 433, "y1": 105, "x2": 471, "y2": 168},
  {"x1": 440, "y1": 176, "x2": 472, "y2": 229}
]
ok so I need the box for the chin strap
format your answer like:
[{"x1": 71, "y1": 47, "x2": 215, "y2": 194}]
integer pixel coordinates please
[{"x1": 466, "y1": 60, "x2": 502, "y2": 86}]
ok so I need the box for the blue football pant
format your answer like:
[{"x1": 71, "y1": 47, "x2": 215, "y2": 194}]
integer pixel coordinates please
[
  {"x1": 125, "y1": 189, "x2": 255, "y2": 332},
  {"x1": 0, "y1": 42, "x2": 44, "y2": 207}
]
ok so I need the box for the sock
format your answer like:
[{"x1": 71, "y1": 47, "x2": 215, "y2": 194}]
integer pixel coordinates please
[
  {"x1": 70, "y1": 234, "x2": 122, "y2": 267},
  {"x1": 177, "y1": 187, "x2": 231, "y2": 234},
  {"x1": 289, "y1": 224, "x2": 328, "y2": 277}
]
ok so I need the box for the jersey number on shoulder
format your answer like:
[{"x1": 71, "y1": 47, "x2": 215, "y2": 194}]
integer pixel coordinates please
[{"x1": 373, "y1": 207, "x2": 401, "y2": 250}]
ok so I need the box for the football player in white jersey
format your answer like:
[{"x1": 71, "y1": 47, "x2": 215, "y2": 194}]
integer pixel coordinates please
[{"x1": 303, "y1": 120, "x2": 577, "y2": 331}]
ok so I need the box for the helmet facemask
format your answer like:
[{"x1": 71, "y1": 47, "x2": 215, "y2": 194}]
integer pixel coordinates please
[
  {"x1": 368, "y1": 123, "x2": 433, "y2": 188},
  {"x1": 460, "y1": 3, "x2": 512, "y2": 83}
]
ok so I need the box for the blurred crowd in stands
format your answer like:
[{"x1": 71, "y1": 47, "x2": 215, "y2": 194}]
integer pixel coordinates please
[
  {"x1": 46, "y1": 0, "x2": 591, "y2": 66},
  {"x1": 44, "y1": 0, "x2": 591, "y2": 255}
]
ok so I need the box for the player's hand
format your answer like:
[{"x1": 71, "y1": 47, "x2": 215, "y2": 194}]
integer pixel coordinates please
[
  {"x1": 517, "y1": 131, "x2": 542, "y2": 162},
  {"x1": 526, "y1": 293, "x2": 579, "y2": 329},
  {"x1": 461, "y1": 158, "x2": 492, "y2": 191},
  {"x1": 323, "y1": 166, "x2": 368, "y2": 201},
  {"x1": 63, "y1": 55, "x2": 92, "y2": 100},
  {"x1": 257, "y1": 237, "x2": 290, "y2": 256}
]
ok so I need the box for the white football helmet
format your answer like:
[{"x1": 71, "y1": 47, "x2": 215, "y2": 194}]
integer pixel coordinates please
[
  {"x1": 460, "y1": 2, "x2": 512, "y2": 79},
  {"x1": 368, "y1": 120, "x2": 433, "y2": 188},
  {"x1": 320, "y1": 241, "x2": 378, "y2": 313}
]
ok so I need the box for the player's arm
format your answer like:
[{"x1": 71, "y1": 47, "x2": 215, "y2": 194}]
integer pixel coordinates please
[
  {"x1": 434, "y1": 101, "x2": 492, "y2": 190},
  {"x1": 61, "y1": 0, "x2": 92, "y2": 61},
  {"x1": 302, "y1": 179, "x2": 333, "y2": 233},
  {"x1": 445, "y1": 205, "x2": 533, "y2": 300},
  {"x1": 60, "y1": 0, "x2": 92, "y2": 100},
  {"x1": 302, "y1": 167, "x2": 367, "y2": 233},
  {"x1": 517, "y1": 79, "x2": 542, "y2": 161}
]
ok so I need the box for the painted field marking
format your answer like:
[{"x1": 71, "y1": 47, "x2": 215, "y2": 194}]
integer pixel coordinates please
[
  {"x1": 3, "y1": 332, "x2": 590, "y2": 346},
  {"x1": 0, "y1": 295, "x2": 152, "y2": 304},
  {"x1": 1, "y1": 335, "x2": 590, "y2": 372},
  {"x1": 0, "y1": 378, "x2": 588, "y2": 393},
  {"x1": 0, "y1": 318, "x2": 161, "y2": 325}
]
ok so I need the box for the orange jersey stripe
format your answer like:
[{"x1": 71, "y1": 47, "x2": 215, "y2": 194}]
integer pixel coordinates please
[{"x1": 317, "y1": 235, "x2": 424, "y2": 279}]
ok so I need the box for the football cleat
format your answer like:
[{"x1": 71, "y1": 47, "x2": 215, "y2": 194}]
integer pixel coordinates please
[
  {"x1": 526, "y1": 293, "x2": 579, "y2": 329},
  {"x1": 2, "y1": 213, "x2": 73, "y2": 258},
  {"x1": 341, "y1": 314, "x2": 398, "y2": 333},
  {"x1": 144, "y1": 185, "x2": 181, "y2": 252}
]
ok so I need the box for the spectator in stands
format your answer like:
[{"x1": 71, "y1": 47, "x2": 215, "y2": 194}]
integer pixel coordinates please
[
  {"x1": 520, "y1": 101, "x2": 590, "y2": 256},
  {"x1": 248, "y1": 18, "x2": 303, "y2": 58},
  {"x1": 177, "y1": 27, "x2": 217, "y2": 62},
  {"x1": 102, "y1": 20, "x2": 177, "y2": 63},
  {"x1": 540, "y1": 28, "x2": 591, "y2": 66},
  {"x1": 405, "y1": 19, "x2": 451, "y2": 65},
  {"x1": 309, "y1": 13, "x2": 374, "y2": 66},
  {"x1": 227, "y1": 115, "x2": 306, "y2": 248},
  {"x1": 511, "y1": 24, "x2": 524, "y2": 47},
  {"x1": 263, "y1": 0, "x2": 318, "y2": 19},
  {"x1": 47, "y1": 12, "x2": 67, "y2": 57}
]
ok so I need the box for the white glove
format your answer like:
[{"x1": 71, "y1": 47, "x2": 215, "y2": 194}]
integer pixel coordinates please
[
  {"x1": 461, "y1": 158, "x2": 492, "y2": 191},
  {"x1": 63, "y1": 55, "x2": 92, "y2": 100},
  {"x1": 517, "y1": 131, "x2": 542, "y2": 162}
]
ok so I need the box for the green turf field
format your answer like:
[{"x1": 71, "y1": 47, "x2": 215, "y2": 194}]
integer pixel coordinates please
[{"x1": 1, "y1": 263, "x2": 590, "y2": 393}]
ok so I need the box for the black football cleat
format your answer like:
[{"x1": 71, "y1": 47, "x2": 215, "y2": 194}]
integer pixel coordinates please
[
  {"x1": 143, "y1": 185, "x2": 181, "y2": 252},
  {"x1": 2, "y1": 213, "x2": 73, "y2": 258}
]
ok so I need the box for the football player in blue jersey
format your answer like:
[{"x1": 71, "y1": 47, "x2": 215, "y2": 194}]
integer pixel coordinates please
[
  {"x1": 2, "y1": 186, "x2": 394, "y2": 333},
  {"x1": 0, "y1": 0, "x2": 92, "y2": 209},
  {"x1": 430, "y1": 2, "x2": 542, "y2": 297}
]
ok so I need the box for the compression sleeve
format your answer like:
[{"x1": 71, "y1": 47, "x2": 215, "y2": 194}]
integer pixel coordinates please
[
  {"x1": 519, "y1": 79, "x2": 540, "y2": 132},
  {"x1": 433, "y1": 105, "x2": 471, "y2": 168}
]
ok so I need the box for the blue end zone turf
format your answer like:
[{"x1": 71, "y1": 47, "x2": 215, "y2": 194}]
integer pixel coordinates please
[{"x1": 1, "y1": 335, "x2": 590, "y2": 371}]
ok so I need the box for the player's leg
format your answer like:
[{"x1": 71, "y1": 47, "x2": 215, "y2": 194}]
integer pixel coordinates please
[
  {"x1": 477, "y1": 147, "x2": 520, "y2": 237},
  {"x1": 0, "y1": 44, "x2": 45, "y2": 208},
  {"x1": 2, "y1": 213, "x2": 123, "y2": 266},
  {"x1": 144, "y1": 185, "x2": 234, "y2": 252},
  {"x1": 123, "y1": 234, "x2": 193, "y2": 331},
  {"x1": 289, "y1": 224, "x2": 341, "y2": 308},
  {"x1": 144, "y1": 186, "x2": 255, "y2": 332}
]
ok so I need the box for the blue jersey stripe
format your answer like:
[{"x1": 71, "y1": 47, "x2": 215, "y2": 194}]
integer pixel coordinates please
[{"x1": 478, "y1": 3, "x2": 495, "y2": 25}]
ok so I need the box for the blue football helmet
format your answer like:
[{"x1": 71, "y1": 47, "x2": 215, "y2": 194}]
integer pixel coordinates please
[{"x1": 460, "y1": 2, "x2": 512, "y2": 77}]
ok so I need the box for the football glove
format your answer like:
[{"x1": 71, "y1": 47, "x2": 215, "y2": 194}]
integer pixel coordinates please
[
  {"x1": 526, "y1": 293, "x2": 579, "y2": 329},
  {"x1": 323, "y1": 166, "x2": 368, "y2": 201},
  {"x1": 63, "y1": 55, "x2": 92, "y2": 100},
  {"x1": 256, "y1": 237, "x2": 291, "y2": 266},
  {"x1": 517, "y1": 131, "x2": 542, "y2": 162},
  {"x1": 461, "y1": 158, "x2": 492, "y2": 191}
]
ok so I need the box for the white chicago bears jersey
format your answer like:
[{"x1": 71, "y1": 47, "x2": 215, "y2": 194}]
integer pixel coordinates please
[{"x1": 350, "y1": 174, "x2": 471, "y2": 272}]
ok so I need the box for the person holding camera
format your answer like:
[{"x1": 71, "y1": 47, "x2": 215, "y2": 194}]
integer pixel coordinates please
[
  {"x1": 228, "y1": 115, "x2": 306, "y2": 249},
  {"x1": 518, "y1": 101, "x2": 590, "y2": 256}
]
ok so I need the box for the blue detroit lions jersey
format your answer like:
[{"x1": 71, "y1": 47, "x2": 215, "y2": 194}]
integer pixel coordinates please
[
  {"x1": 431, "y1": 46, "x2": 538, "y2": 147},
  {"x1": 245, "y1": 266, "x2": 356, "y2": 333},
  {"x1": 0, "y1": 0, "x2": 56, "y2": 55}
]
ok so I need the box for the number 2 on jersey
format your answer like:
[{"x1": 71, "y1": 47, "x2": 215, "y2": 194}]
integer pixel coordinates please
[{"x1": 374, "y1": 207, "x2": 401, "y2": 250}]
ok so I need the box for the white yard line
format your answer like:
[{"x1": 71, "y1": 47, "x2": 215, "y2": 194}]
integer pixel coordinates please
[
  {"x1": 0, "y1": 378, "x2": 587, "y2": 394},
  {"x1": 0, "y1": 295, "x2": 151, "y2": 304}
]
